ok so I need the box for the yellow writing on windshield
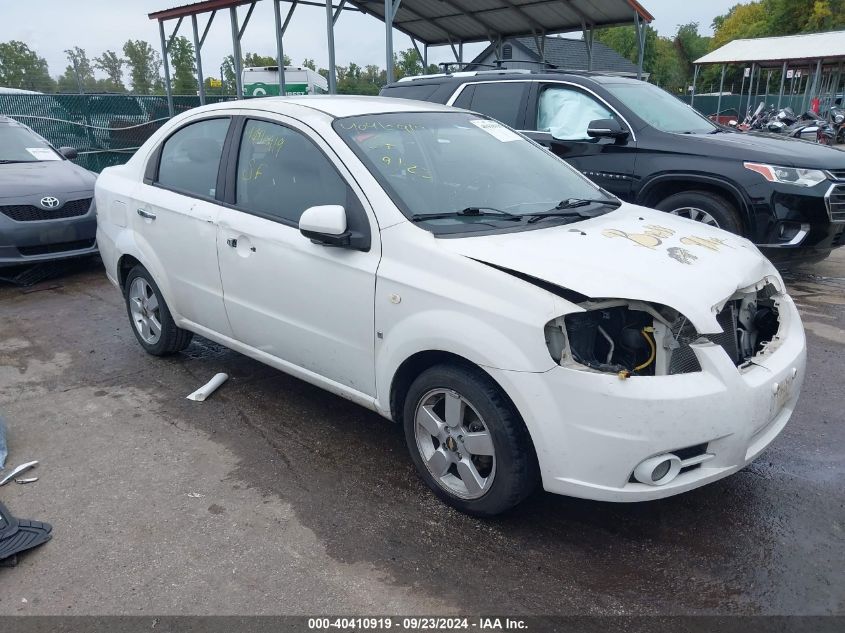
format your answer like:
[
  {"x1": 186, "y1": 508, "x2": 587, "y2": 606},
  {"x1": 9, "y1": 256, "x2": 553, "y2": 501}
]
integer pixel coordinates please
[{"x1": 340, "y1": 121, "x2": 425, "y2": 133}]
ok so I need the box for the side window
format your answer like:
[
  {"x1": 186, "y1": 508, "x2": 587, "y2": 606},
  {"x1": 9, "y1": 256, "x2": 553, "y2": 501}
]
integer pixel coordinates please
[
  {"x1": 466, "y1": 82, "x2": 528, "y2": 128},
  {"x1": 235, "y1": 119, "x2": 346, "y2": 224},
  {"x1": 537, "y1": 86, "x2": 614, "y2": 141},
  {"x1": 156, "y1": 118, "x2": 229, "y2": 197},
  {"x1": 451, "y1": 85, "x2": 475, "y2": 109}
]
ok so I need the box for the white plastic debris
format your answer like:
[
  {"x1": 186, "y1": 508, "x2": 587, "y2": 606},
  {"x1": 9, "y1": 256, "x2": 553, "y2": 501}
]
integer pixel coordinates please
[
  {"x1": 0, "y1": 461, "x2": 38, "y2": 486},
  {"x1": 186, "y1": 373, "x2": 229, "y2": 402},
  {"x1": 15, "y1": 477, "x2": 38, "y2": 484},
  {"x1": 186, "y1": 492, "x2": 205, "y2": 498}
]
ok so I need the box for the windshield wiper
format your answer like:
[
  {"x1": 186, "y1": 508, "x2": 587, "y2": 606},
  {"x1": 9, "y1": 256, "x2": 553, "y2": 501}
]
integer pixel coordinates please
[
  {"x1": 526, "y1": 198, "x2": 621, "y2": 224},
  {"x1": 410, "y1": 207, "x2": 522, "y2": 222},
  {"x1": 0, "y1": 160, "x2": 29, "y2": 164}
]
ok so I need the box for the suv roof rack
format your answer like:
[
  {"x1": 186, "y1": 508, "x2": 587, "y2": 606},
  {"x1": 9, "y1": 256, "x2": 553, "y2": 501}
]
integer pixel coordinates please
[{"x1": 396, "y1": 68, "x2": 532, "y2": 83}]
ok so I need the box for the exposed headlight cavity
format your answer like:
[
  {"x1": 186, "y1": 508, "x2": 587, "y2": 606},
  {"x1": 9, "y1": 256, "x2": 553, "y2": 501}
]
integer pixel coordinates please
[{"x1": 545, "y1": 284, "x2": 783, "y2": 377}]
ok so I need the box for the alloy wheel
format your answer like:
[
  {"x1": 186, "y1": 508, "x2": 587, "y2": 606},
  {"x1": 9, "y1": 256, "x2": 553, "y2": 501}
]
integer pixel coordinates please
[
  {"x1": 128, "y1": 277, "x2": 162, "y2": 345},
  {"x1": 669, "y1": 206, "x2": 721, "y2": 227},
  {"x1": 414, "y1": 389, "x2": 496, "y2": 499}
]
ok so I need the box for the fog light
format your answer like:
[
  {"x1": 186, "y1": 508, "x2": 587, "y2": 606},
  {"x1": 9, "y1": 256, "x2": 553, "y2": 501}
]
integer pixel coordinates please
[
  {"x1": 651, "y1": 459, "x2": 672, "y2": 481},
  {"x1": 633, "y1": 454, "x2": 682, "y2": 486}
]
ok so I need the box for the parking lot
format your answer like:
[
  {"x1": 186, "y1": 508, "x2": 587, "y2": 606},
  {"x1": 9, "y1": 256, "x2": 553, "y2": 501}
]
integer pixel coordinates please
[{"x1": 0, "y1": 251, "x2": 843, "y2": 616}]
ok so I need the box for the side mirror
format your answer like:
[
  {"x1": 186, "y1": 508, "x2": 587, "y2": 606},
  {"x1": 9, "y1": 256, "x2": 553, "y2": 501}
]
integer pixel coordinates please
[
  {"x1": 58, "y1": 146, "x2": 78, "y2": 159},
  {"x1": 299, "y1": 205, "x2": 351, "y2": 247},
  {"x1": 586, "y1": 118, "x2": 628, "y2": 140}
]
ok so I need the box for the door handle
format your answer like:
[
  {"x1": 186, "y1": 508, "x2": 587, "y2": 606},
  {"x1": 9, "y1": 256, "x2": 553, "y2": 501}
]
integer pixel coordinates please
[
  {"x1": 137, "y1": 208, "x2": 156, "y2": 220},
  {"x1": 226, "y1": 238, "x2": 238, "y2": 248}
]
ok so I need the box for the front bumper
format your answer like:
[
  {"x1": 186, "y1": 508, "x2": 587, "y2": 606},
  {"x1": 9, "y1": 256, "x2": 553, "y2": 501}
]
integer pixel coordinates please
[
  {"x1": 0, "y1": 196, "x2": 97, "y2": 267},
  {"x1": 751, "y1": 179, "x2": 845, "y2": 263},
  {"x1": 486, "y1": 294, "x2": 806, "y2": 502}
]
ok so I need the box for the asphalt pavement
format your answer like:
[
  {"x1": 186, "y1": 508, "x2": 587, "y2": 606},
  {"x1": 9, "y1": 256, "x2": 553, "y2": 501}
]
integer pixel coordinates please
[{"x1": 0, "y1": 251, "x2": 842, "y2": 616}]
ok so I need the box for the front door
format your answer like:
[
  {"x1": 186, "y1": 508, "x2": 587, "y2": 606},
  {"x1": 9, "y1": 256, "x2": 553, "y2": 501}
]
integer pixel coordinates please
[
  {"x1": 216, "y1": 117, "x2": 380, "y2": 396},
  {"x1": 524, "y1": 83, "x2": 637, "y2": 199}
]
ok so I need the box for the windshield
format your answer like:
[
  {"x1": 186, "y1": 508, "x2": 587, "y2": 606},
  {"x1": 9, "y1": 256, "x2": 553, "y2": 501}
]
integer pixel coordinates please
[
  {"x1": 604, "y1": 82, "x2": 716, "y2": 134},
  {"x1": 0, "y1": 122, "x2": 61, "y2": 163},
  {"x1": 333, "y1": 112, "x2": 612, "y2": 233}
]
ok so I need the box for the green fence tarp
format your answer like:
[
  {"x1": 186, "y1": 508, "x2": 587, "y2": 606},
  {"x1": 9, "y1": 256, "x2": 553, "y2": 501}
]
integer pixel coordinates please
[{"x1": 0, "y1": 94, "x2": 232, "y2": 172}]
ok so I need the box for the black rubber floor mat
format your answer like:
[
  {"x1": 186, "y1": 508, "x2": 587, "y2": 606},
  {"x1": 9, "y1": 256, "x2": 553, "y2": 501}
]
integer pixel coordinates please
[{"x1": 0, "y1": 502, "x2": 52, "y2": 562}]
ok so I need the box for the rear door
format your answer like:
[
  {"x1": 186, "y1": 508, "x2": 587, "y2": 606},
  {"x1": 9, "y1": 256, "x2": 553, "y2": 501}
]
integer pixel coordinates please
[
  {"x1": 522, "y1": 81, "x2": 637, "y2": 199},
  {"x1": 133, "y1": 115, "x2": 233, "y2": 336}
]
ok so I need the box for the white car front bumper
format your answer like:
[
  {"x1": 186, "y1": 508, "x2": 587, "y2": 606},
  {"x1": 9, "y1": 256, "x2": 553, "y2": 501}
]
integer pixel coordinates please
[{"x1": 486, "y1": 295, "x2": 807, "y2": 502}]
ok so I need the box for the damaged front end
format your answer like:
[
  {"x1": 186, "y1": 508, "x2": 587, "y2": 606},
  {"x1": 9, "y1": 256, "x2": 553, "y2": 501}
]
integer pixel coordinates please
[{"x1": 545, "y1": 282, "x2": 784, "y2": 377}]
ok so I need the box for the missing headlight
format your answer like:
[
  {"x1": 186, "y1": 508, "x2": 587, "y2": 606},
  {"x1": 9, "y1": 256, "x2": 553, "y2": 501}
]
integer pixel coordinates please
[
  {"x1": 545, "y1": 284, "x2": 783, "y2": 377},
  {"x1": 563, "y1": 307, "x2": 656, "y2": 375}
]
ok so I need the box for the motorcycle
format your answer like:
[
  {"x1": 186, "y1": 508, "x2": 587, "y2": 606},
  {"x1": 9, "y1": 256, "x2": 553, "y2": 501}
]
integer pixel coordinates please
[{"x1": 824, "y1": 105, "x2": 844, "y2": 144}]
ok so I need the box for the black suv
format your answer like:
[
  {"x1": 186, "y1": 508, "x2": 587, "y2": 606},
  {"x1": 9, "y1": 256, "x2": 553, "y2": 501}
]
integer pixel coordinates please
[{"x1": 380, "y1": 71, "x2": 845, "y2": 263}]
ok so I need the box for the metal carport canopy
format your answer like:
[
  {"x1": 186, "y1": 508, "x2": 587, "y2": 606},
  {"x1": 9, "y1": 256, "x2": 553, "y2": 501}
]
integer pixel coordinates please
[
  {"x1": 694, "y1": 29, "x2": 845, "y2": 66},
  {"x1": 350, "y1": 0, "x2": 653, "y2": 46},
  {"x1": 148, "y1": 0, "x2": 653, "y2": 105}
]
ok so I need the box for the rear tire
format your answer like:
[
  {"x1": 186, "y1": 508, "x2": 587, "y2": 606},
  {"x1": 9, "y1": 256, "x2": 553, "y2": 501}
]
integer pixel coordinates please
[
  {"x1": 403, "y1": 363, "x2": 538, "y2": 517},
  {"x1": 124, "y1": 265, "x2": 193, "y2": 356},
  {"x1": 656, "y1": 190, "x2": 743, "y2": 235}
]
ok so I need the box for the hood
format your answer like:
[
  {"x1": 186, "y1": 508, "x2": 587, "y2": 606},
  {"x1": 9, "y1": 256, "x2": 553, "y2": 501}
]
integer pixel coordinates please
[
  {"x1": 437, "y1": 205, "x2": 781, "y2": 334},
  {"x1": 678, "y1": 130, "x2": 845, "y2": 169},
  {"x1": 0, "y1": 160, "x2": 96, "y2": 200}
]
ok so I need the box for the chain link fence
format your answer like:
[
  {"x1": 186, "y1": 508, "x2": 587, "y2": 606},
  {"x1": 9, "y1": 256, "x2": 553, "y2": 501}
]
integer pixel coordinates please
[{"x1": 0, "y1": 94, "x2": 233, "y2": 172}]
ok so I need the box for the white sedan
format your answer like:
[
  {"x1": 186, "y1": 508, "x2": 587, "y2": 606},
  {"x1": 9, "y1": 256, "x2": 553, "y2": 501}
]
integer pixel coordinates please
[{"x1": 95, "y1": 96, "x2": 806, "y2": 516}]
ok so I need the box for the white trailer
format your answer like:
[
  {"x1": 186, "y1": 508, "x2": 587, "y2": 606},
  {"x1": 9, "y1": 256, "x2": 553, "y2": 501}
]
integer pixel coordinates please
[{"x1": 242, "y1": 66, "x2": 328, "y2": 97}]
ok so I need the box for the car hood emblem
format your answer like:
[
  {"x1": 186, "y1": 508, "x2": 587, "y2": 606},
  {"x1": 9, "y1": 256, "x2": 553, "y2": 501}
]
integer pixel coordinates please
[{"x1": 40, "y1": 196, "x2": 60, "y2": 209}]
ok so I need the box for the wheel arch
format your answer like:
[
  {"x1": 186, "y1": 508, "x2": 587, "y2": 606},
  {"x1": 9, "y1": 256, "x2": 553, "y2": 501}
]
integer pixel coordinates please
[
  {"x1": 389, "y1": 349, "x2": 541, "y2": 484},
  {"x1": 112, "y1": 233, "x2": 180, "y2": 322},
  {"x1": 117, "y1": 254, "x2": 142, "y2": 290},
  {"x1": 636, "y1": 173, "x2": 753, "y2": 234}
]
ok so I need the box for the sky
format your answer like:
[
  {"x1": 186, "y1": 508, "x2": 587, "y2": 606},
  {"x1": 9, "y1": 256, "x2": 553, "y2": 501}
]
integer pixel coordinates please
[{"x1": 2, "y1": 0, "x2": 740, "y2": 82}]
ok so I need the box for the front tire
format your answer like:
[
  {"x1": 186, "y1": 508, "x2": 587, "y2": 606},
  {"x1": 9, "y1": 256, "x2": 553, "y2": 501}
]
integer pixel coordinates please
[
  {"x1": 656, "y1": 190, "x2": 743, "y2": 235},
  {"x1": 403, "y1": 363, "x2": 538, "y2": 516},
  {"x1": 124, "y1": 265, "x2": 193, "y2": 356}
]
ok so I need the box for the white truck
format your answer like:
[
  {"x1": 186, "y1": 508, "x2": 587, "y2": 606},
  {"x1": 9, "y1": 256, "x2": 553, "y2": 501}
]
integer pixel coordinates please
[{"x1": 242, "y1": 66, "x2": 328, "y2": 97}]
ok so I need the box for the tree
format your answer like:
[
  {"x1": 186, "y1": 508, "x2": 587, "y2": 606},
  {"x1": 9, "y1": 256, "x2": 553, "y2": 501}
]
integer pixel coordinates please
[
  {"x1": 244, "y1": 52, "x2": 291, "y2": 67},
  {"x1": 302, "y1": 58, "x2": 316, "y2": 71},
  {"x1": 710, "y1": 2, "x2": 769, "y2": 49},
  {"x1": 123, "y1": 40, "x2": 163, "y2": 95},
  {"x1": 593, "y1": 25, "x2": 657, "y2": 73},
  {"x1": 393, "y1": 48, "x2": 424, "y2": 79},
  {"x1": 168, "y1": 36, "x2": 196, "y2": 94},
  {"x1": 221, "y1": 55, "x2": 236, "y2": 94},
  {"x1": 58, "y1": 47, "x2": 96, "y2": 93},
  {"x1": 0, "y1": 40, "x2": 55, "y2": 92},
  {"x1": 94, "y1": 50, "x2": 126, "y2": 92}
]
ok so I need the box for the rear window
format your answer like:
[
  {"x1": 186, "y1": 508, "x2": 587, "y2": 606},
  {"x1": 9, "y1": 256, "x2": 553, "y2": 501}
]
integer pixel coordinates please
[
  {"x1": 382, "y1": 84, "x2": 440, "y2": 100},
  {"x1": 456, "y1": 82, "x2": 529, "y2": 128}
]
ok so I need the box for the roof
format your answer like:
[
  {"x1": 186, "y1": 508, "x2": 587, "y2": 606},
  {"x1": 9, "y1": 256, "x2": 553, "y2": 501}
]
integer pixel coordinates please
[
  {"x1": 469, "y1": 36, "x2": 641, "y2": 74},
  {"x1": 150, "y1": 0, "x2": 653, "y2": 46},
  {"x1": 351, "y1": 0, "x2": 652, "y2": 46},
  {"x1": 195, "y1": 95, "x2": 457, "y2": 117},
  {"x1": 694, "y1": 29, "x2": 845, "y2": 66},
  {"x1": 149, "y1": 0, "x2": 254, "y2": 21}
]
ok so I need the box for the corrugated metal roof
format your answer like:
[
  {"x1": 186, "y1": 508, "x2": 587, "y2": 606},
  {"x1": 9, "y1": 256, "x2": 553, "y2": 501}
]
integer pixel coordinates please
[
  {"x1": 149, "y1": 0, "x2": 255, "y2": 21},
  {"x1": 150, "y1": 0, "x2": 653, "y2": 46},
  {"x1": 350, "y1": 0, "x2": 652, "y2": 46},
  {"x1": 694, "y1": 30, "x2": 845, "y2": 66}
]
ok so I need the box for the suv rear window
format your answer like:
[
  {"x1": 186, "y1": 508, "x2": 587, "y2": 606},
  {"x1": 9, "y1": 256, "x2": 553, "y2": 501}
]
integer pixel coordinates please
[
  {"x1": 383, "y1": 84, "x2": 440, "y2": 100},
  {"x1": 455, "y1": 82, "x2": 528, "y2": 128}
]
